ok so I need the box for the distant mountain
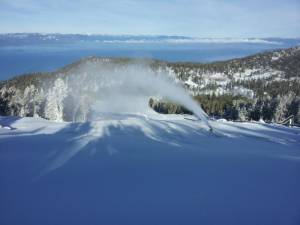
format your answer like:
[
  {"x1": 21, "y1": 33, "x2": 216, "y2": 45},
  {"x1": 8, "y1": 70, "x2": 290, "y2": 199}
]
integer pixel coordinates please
[
  {"x1": 170, "y1": 46, "x2": 300, "y2": 97},
  {"x1": 1, "y1": 33, "x2": 299, "y2": 46},
  {"x1": 0, "y1": 46, "x2": 299, "y2": 124}
]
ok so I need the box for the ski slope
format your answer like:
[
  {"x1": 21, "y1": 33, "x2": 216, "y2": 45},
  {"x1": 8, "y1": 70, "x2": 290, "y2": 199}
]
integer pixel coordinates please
[{"x1": 0, "y1": 114, "x2": 300, "y2": 225}]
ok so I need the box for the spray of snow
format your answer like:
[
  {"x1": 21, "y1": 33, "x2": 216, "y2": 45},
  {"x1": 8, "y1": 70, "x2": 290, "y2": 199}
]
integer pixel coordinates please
[{"x1": 69, "y1": 60, "x2": 211, "y2": 129}]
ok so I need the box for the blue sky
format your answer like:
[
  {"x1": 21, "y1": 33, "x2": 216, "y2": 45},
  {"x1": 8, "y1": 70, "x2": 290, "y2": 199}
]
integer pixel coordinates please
[{"x1": 0, "y1": 0, "x2": 299, "y2": 37}]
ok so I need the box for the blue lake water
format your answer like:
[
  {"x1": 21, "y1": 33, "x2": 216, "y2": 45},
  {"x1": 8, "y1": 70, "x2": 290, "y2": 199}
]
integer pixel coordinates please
[{"x1": 0, "y1": 41, "x2": 299, "y2": 81}]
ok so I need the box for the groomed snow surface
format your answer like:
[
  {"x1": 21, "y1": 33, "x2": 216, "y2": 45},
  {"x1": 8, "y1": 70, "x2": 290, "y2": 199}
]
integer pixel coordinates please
[{"x1": 0, "y1": 114, "x2": 300, "y2": 225}]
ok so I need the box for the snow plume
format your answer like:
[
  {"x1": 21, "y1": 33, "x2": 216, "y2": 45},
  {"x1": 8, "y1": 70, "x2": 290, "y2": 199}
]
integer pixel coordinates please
[{"x1": 68, "y1": 59, "x2": 210, "y2": 129}]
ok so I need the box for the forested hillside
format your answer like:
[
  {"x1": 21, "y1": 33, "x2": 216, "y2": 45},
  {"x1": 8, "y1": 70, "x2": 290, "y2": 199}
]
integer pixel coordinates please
[{"x1": 0, "y1": 46, "x2": 299, "y2": 124}]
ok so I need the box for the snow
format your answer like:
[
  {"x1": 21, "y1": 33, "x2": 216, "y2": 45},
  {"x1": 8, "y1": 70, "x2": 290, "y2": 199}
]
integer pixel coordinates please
[
  {"x1": 0, "y1": 114, "x2": 300, "y2": 225},
  {"x1": 232, "y1": 68, "x2": 282, "y2": 81},
  {"x1": 184, "y1": 77, "x2": 198, "y2": 88},
  {"x1": 232, "y1": 86, "x2": 254, "y2": 98},
  {"x1": 45, "y1": 78, "x2": 68, "y2": 121},
  {"x1": 271, "y1": 52, "x2": 282, "y2": 61}
]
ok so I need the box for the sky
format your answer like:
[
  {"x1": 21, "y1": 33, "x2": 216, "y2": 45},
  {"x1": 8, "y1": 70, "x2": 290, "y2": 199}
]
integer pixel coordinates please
[{"x1": 0, "y1": 0, "x2": 299, "y2": 37}]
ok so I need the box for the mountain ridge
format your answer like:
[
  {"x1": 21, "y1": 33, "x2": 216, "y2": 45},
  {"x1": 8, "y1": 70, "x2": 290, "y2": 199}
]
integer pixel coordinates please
[
  {"x1": 0, "y1": 46, "x2": 299, "y2": 124},
  {"x1": 2, "y1": 33, "x2": 299, "y2": 46}
]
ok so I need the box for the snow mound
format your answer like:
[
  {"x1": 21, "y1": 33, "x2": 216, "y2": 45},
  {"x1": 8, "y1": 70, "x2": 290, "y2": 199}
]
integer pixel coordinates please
[{"x1": 0, "y1": 114, "x2": 300, "y2": 225}]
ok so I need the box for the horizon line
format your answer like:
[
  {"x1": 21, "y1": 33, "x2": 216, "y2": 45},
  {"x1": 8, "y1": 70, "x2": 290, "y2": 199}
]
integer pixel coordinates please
[{"x1": 0, "y1": 32, "x2": 299, "y2": 39}]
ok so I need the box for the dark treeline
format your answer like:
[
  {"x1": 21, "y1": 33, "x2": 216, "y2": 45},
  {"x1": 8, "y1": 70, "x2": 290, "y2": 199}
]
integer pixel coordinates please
[
  {"x1": 195, "y1": 93, "x2": 300, "y2": 124},
  {"x1": 149, "y1": 92, "x2": 300, "y2": 125}
]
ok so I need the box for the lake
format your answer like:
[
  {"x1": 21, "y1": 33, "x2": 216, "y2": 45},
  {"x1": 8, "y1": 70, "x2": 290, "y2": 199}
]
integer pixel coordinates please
[{"x1": 0, "y1": 38, "x2": 299, "y2": 80}]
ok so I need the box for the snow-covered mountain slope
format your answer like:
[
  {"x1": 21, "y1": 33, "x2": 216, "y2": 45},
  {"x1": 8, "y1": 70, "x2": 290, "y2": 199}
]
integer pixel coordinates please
[
  {"x1": 0, "y1": 113, "x2": 299, "y2": 225},
  {"x1": 0, "y1": 46, "x2": 299, "y2": 123},
  {"x1": 170, "y1": 46, "x2": 300, "y2": 96}
]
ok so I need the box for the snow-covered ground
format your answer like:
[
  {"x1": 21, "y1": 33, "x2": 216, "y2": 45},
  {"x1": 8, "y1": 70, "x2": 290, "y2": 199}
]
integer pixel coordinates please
[{"x1": 0, "y1": 114, "x2": 300, "y2": 225}]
